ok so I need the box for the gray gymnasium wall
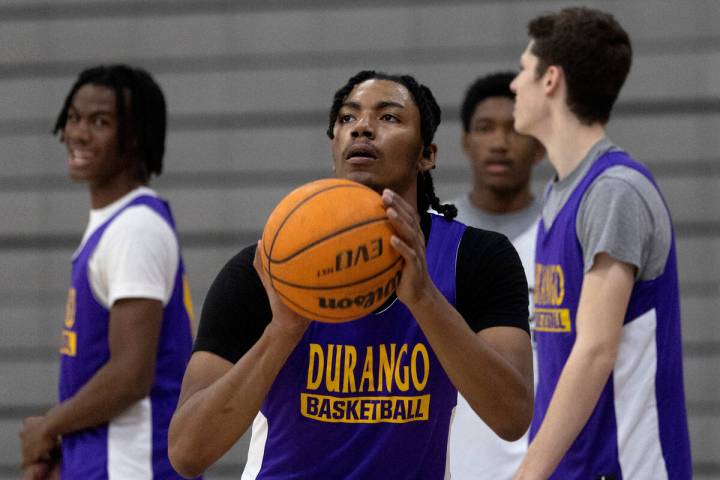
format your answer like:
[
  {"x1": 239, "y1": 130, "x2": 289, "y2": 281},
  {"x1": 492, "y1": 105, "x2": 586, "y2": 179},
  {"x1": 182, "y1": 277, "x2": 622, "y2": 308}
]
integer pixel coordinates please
[{"x1": 1, "y1": 0, "x2": 718, "y2": 478}]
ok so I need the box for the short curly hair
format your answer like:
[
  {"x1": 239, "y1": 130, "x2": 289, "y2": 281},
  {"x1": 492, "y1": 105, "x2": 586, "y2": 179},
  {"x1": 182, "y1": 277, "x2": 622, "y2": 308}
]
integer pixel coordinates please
[
  {"x1": 460, "y1": 72, "x2": 516, "y2": 133},
  {"x1": 528, "y1": 7, "x2": 632, "y2": 125}
]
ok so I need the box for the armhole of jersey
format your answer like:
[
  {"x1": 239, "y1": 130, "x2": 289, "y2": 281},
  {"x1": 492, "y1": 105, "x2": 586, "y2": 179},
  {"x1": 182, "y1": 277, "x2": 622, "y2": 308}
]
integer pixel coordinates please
[{"x1": 241, "y1": 412, "x2": 269, "y2": 479}]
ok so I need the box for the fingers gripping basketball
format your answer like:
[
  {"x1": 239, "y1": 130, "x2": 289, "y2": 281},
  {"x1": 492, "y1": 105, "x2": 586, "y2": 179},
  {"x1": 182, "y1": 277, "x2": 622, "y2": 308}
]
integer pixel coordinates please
[{"x1": 261, "y1": 178, "x2": 403, "y2": 322}]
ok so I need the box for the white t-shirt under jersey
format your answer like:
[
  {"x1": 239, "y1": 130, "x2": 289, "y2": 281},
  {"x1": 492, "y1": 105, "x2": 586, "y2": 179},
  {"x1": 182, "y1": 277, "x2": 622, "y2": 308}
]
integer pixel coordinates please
[
  {"x1": 74, "y1": 186, "x2": 179, "y2": 309},
  {"x1": 448, "y1": 194, "x2": 541, "y2": 480}
]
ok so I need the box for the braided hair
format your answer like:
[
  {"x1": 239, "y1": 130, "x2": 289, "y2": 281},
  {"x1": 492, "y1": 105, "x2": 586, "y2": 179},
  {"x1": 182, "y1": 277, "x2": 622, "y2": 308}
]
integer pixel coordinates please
[
  {"x1": 327, "y1": 70, "x2": 457, "y2": 219},
  {"x1": 53, "y1": 64, "x2": 167, "y2": 181}
]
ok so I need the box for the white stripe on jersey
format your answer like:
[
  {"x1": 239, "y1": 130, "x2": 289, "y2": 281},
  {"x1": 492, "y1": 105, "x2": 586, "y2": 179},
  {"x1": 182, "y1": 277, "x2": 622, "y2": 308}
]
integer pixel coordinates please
[
  {"x1": 108, "y1": 397, "x2": 153, "y2": 479},
  {"x1": 613, "y1": 308, "x2": 669, "y2": 479},
  {"x1": 242, "y1": 412, "x2": 269, "y2": 480}
]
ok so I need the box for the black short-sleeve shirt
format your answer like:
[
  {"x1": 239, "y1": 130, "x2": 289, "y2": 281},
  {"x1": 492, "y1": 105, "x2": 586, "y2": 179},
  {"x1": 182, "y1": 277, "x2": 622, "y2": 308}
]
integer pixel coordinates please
[{"x1": 195, "y1": 214, "x2": 529, "y2": 363}]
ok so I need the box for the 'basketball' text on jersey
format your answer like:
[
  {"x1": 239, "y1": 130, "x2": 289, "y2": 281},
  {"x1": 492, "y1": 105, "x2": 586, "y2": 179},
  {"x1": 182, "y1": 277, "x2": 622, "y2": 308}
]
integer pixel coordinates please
[{"x1": 303, "y1": 341, "x2": 431, "y2": 423}]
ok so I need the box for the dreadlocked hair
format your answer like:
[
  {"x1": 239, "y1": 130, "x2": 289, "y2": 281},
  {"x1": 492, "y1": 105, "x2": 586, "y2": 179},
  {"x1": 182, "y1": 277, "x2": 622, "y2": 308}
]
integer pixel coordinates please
[
  {"x1": 327, "y1": 70, "x2": 457, "y2": 220},
  {"x1": 53, "y1": 64, "x2": 167, "y2": 180}
]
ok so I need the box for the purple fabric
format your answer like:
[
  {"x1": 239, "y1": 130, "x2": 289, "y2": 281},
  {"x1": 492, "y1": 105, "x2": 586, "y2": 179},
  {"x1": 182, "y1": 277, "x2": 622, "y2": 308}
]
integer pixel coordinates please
[
  {"x1": 59, "y1": 195, "x2": 195, "y2": 479},
  {"x1": 253, "y1": 214, "x2": 466, "y2": 479},
  {"x1": 531, "y1": 152, "x2": 691, "y2": 479}
]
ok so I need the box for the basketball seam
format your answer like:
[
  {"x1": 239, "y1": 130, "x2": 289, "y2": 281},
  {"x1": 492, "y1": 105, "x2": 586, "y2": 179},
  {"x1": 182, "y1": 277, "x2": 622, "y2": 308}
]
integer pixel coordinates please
[
  {"x1": 269, "y1": 255, "x2": 403, "y2": 290},
  {"x1": 268, "y1": 215, "x2": 390, "y2": 264},
  {"x1": 265, "y1": 182, "x2": 372, "y2": 280}
]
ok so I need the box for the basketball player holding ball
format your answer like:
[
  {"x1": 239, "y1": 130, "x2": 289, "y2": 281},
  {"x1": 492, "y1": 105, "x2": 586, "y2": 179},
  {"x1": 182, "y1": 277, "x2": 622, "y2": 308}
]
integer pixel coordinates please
[{"x1": 169, "y1": 71, "x2": 533, "y2": 479}]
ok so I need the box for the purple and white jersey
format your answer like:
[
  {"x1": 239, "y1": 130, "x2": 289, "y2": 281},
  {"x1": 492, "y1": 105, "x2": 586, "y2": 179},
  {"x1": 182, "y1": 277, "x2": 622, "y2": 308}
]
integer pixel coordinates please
[
  {"x1": 532, "y1": 151, "x2": 691, "y2": 479},
  {"x1": 60, "y1": 195, "x2": 195, "y2": 479},
  {"x1": 242, "y1": 214, "x2": 466, "y2": 480}
]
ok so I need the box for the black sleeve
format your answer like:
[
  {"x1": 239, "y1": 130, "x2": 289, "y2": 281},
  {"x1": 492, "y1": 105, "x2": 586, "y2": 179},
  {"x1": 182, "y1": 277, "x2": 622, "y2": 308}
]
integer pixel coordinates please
[
  {"x1": 456, "y1": 227, "x2": 530, "y2": 335},
  {"x1": 193, "y1": 244, "x2": 272, "y2": 363}
]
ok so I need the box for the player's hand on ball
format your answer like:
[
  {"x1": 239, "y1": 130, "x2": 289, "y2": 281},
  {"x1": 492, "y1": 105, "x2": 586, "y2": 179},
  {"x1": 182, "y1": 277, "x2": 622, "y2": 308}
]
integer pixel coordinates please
[
  {"x1": 253, "y1": 241, "x2": 311, "y2": 336},
  {"x1": 382, "y1": 189, "x2": 433, "y2": 307}
]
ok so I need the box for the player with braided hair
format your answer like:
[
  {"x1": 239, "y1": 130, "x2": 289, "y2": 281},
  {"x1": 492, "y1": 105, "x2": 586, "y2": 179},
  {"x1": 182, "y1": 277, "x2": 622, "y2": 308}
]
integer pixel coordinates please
[
  {"x1": 20, "y1": 64, "x2": 195, "y2": 479},
  {"x1": 326, "y1": 70, "x2": 457, "y2": 219},
  {"x1": 169, "y1": 70, "x2": 533, "y2": 479}
]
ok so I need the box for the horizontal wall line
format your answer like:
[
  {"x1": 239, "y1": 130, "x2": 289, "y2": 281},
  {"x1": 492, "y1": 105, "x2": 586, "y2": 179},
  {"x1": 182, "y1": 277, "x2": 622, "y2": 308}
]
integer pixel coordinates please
[
  {"x1": 1, "y1": 337, "x2": 720, "y2": 364},
  {"x1": 0, "y1": 231, "x2": 256, "y2": 250},
  {"x1": 2, "y1": 35, "x2": 719, "y2": 80},
  {"x1": 694, "y1": 462, "x2": 720, "y2": 476},
  {"x1": 0, "y1": 281, "x2": 716, "y2": 310},
  {"x1": 0, "y1": 220, "x2": 719, "y2": 252},
  {"x1": 3, "y1": 99, "x2": 720, "y2": 137},
  {"x1": 0, "y1": 0, "x2": 535, "y2": 21},
  {"x1": 0, "y1": 405, "x2": 53, "y2": 419},
  {"x1": 1, "y1": 44, "x2": 524, "y2": 79},
  {"x1": 1, "y1": 160, "x2": 718, "y2": 193}
]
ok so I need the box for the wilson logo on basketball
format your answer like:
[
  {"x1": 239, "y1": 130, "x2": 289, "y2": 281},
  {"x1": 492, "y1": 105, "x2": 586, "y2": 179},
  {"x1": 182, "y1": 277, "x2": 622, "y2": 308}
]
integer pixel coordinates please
[{"x1": 318, "y1": 269, "x2": 401, "y2": 310}]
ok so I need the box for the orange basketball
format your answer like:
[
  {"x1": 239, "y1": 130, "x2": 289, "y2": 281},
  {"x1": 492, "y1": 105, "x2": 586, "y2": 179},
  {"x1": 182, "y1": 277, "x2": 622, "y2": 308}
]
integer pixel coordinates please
[{"x1": 260, "y1": 178, "x2": 403, "y2": 322}]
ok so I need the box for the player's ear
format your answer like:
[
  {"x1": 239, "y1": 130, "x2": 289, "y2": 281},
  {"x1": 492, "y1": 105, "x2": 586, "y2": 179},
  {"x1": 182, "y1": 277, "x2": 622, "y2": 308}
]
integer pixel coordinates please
[
  {"x1": 419, "y1": 143, "x2": 437, "y2": 172},
  {"x1": 544, "y1": 65, "x2": 562, "y2": 96}
]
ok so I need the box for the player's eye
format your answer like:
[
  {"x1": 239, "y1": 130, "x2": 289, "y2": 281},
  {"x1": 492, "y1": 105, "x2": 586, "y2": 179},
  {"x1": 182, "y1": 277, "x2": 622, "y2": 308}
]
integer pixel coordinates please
[{"x1": 381, "y1": 114, "x2": 398, "y2": 122}]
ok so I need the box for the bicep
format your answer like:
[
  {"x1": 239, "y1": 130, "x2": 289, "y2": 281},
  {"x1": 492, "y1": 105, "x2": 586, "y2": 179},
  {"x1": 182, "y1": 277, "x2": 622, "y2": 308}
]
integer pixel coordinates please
[
  {"x1": 108, "y1": 298, "x2": 163, "y2": 372},
  {"x1": 478, "y1": 326, "x2": 533, "y2": 385},
  {"x1": 575, "y1": 253, "x2": 635, "y2": 351},
  {"x1": 177, "y1": 351, "x2": 233, "y2": 407}
]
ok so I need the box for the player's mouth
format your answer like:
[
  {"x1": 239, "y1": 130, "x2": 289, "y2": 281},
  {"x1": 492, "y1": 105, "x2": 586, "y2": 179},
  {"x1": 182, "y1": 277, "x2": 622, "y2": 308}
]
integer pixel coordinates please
[
  {"x1": 485, "y1": 159, "x2": 513, "y2": 174},
  {"x1": 68, "y1": 149, "x2": 94, "y2": 168},
  {"x1": 345, "y1": 143, "x2": 379, "y2": 165}
]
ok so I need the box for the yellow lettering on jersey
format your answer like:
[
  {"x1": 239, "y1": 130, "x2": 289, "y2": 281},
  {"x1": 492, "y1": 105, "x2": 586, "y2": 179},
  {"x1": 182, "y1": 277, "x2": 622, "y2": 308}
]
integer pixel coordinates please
[
  {"x1": 64, "y1": 288, "x2": 76, "y2": 328},
  {"x1": 301, "y1": 393, "x2": 430, "y2": 423},
  {"x1": 182, "y1": 274, "x2": 195, "y2": 324},
  {"x1": 534, "y1": 308, "x2": 572, "y2": 332},
  {"x1": 60, "y1": 330, "x2": 77, "y2": 357},
  {"x1": 378, "y1": 344, "x2": 396, "y2": 392},
  {"x1": 410, "y1": 343, "x2": 429, "y2": 390},
  {"x1": 306, "y1": 342, "x2": 431, "y2": 394},
  {"x1": 534, "y1": 264, "x2": 565, "y2": 306},
  {"x1": 325, "y1": 344, "x2": 341, "y2": 392},
  {"x1": 61, "y1": 288, "x2": 77, "y2": 356},
  {"x1": 394, "y1": 344, "x2": 410, "y2": 392},
  {"x1": 534, "y1": 263, "x2": 572, "y2": 332},
  {"x1": 359, "y1": 346, "x2": 375, "y2": 392},
  {"x1": 342, "y1": 346, "x2": 357, "y2": 392},
  {"x1": 307, "y1": 344, "x2": 324, "y2": 390}
]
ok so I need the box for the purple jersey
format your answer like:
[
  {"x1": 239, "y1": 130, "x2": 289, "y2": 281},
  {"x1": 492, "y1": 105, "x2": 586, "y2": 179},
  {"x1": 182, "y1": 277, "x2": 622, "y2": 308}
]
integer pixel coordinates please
[
  {"x1": 532, "y1": 151, "x2": 691, "y2": 479},
  {"x1": 60, "y1": 195, "x2": 195, "y2": 479},
  {"x1": 243, "y1": 214, "x2": 466, "y2": 479}
]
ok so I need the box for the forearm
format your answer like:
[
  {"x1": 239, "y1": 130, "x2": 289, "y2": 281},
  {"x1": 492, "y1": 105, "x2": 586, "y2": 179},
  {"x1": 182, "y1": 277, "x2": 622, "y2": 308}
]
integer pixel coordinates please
[
  {"x1": 520, "y1": 344, "x2": 616, "y2": 477},
  {"x1": 409, "y1": 286, "x2": 533, "y2": 440},
  {"x1": 169, "y1": 321, "x2": 304, "y2": 477},
  {"x1": 45, "y1": 360, "x2": 149, "y2": 438}
]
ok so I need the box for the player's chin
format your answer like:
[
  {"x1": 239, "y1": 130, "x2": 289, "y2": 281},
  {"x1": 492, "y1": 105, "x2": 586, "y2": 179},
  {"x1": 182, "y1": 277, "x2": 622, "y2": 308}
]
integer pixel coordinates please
[
  {"x1": 339, "y1": 171, "x2": 383, "y2": 193},
  {"x1": 68, "y1": 169, "x2": 90, "y2": 182}
]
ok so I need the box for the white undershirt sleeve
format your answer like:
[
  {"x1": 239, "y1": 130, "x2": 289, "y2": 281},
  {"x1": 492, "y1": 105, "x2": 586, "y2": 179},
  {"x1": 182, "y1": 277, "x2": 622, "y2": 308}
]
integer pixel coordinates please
[{"x1": 89, "y1": 205, "x2": 179, "y2": 309}]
